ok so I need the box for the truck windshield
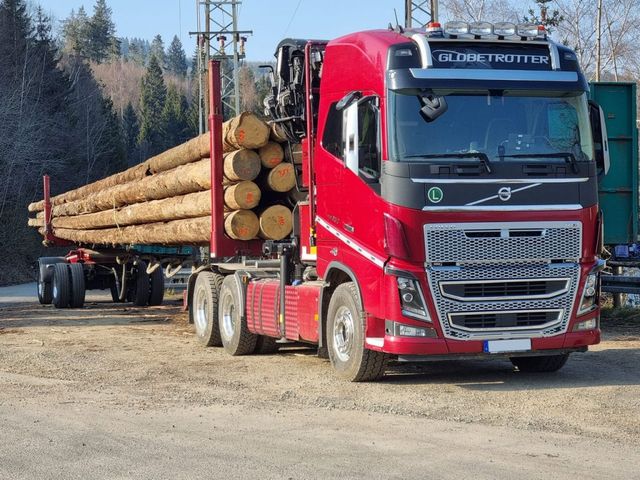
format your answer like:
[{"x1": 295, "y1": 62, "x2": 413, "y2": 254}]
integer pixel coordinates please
[{"x1": 389, "y1": 90, "x2": 594, "y2": 164}]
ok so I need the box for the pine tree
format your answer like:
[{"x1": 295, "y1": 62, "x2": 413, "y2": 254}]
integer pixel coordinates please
[
  {"x1": 122, "y1": 102, "x2": 140, "y2": 164},
  {"x1": 61, "y1": 6, "x2": 90, "y2": 56},
  {"x1": 166, "y1": 35, "x2": 188, "y2": 77},
  {"x1": 523, "y1": 0, "x2": 564, "y2": 33},
  {"x1": 150, "y1": 34, "x2": 165, "y2": 68},
  {"x1": 162, "y1": 84, "x2": 191, "y2": 148},
  {"x1": 0, "y1": 0, "x2": 32, "y2": 75},
  {"x1": 87, "y1": 0, "x2": 117, "y2": 63},
  {"x1": 138, "y1": 55, "x2": 167, "y2": 155}
]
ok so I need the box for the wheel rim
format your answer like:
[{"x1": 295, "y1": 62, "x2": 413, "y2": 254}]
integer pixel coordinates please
[
  {"x1": 221, "y1": 291, "x2": 235, "y2": 341},
  {"x1": 52, "y1": 281, "x2": 58, "y2": 300},
  {"x1": 333, "y1": 305, "x2": 355, "y2": 363},
  {"x1": 194, "y1": 288, "x2": 209, "y2": 335},
  {"x1": 38, "y1": 282, "x2": 43, "y2": 296}
]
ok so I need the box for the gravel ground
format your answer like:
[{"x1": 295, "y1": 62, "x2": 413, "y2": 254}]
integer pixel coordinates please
[{"x1": 0, "y1": 283, "x2": 639, "y2": 479}]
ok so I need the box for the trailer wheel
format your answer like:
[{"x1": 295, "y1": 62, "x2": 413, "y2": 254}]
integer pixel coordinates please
[
  {"x1": 254, "y1": 335, "x2": 280, "y2": 354},
  {"x1": 192, "y1": 271, "x2": 224, "y2": 346},
  {"x1": 68, "y1": 263, "x2": 86, "y2": 308},
  {"x1": 510, "y1": 354, "x2": 570, "y2": 373},
  {"x1": 219, "y1": 275, "x2": 257, "y2": 355},
  {"x1": 110, "y1": 284, "x2": 125, "y2": 303},
  {"x1": 52, "y1": 263, "x2": 71, "y2": 309},
  {"x1": 132, "y1": 261, "x2": 150, "y2": 306},
  {"x1": 327, "y1": 282, "x2": 387, "y2": 382},
  {"x1": 148, "y1": 267, "x2": 164, "y2": 306},
  {"x1": 37, "y1": 265, "x2": 52, "y2": 305}
]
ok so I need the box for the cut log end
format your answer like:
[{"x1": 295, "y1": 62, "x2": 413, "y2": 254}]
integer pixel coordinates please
[
  {"x1": 266, "y1": 162, "x2": 296, "y2": 192},
  {"x1": 224, "y1": 210, "x2": 259, "y2": 240},
  {"x1": 223, "y1": 149, "x2": 261, "y2": 182},
  {"x1": 258, "y1": 142, "x2": 284, "y2": 169},
  {"x1": 259, "y1": 205, "x2": 293, "y2": 241},
  {"x1": 224, "y1": 181, "x2": 261, "y2": 210}
]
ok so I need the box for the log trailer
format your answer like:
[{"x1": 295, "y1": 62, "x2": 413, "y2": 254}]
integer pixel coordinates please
[{"x1": 40, "y1": 21, "x2": 613, "y2": 381}]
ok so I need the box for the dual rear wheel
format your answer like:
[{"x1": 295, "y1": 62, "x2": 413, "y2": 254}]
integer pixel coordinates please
[{"x1": 51, "y1": 263, "x2": 85, "y2": 309}]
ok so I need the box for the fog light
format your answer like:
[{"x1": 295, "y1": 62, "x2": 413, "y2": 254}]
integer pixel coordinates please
[
  {"x1": 386, "y1": 320, "x2": 437, "y2": 338},
  {"x1": 573, "y1": 318, "x2": 598, "y2": 332},
  {"x1": 493, "y1": 22, "x2": 516, "y2": 37},
  {"x1": 469, "y1": 21, "x2": 493, "y2": 37}
]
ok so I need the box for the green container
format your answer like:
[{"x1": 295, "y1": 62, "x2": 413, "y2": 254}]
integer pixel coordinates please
[{"x1": 590, "y1": 82, "x2": 638, "y2": 245}]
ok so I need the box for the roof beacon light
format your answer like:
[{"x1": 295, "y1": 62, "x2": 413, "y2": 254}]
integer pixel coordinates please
[
  {"x1": 517, "y1": 23, "x2": 541, "y2": 38},
  {"x1": 493, "y1": 22, "x2": 516, "y2": 37},
  {"x1": 444, "y1": 21, "x2": 469, "y2": 36},
  {"x1": 469, "y1": 21, "x2": 493, "y2": 37},
  {"x1": 426, "y1": 21, "x2": 443, "y2": 36}
]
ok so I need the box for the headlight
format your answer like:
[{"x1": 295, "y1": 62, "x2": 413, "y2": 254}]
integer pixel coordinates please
[
  {"x1": 397, "y1": 277, "x2": 430, "y2": 321},
  {"x1": 577, "y1": 273, "x2": 599, "y2": 315}
]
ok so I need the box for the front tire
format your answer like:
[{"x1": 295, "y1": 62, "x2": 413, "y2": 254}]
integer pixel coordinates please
[
  {"x1": 192, "y1": 271, "x2": 224, "y2": 346},
  {"x1": 52, "y1": 263, "x2": 71, "y2": 309},
  {"x1": 510, "y1": 354, "x2": 569, "y2": 373},
  {"x1": 218, "y1": 274, "x2": 257, "y2": 355},
  {"x1": 132, "y1": 261, "x2": 150, "y2": 306},
  {"x1": 327, "y1": 282, "x2": 387, "y2": 382}
]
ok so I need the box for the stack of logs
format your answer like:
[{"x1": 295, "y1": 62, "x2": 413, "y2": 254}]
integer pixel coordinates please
[{"x1": 27, "y1": 113, "x2": 296, "y2": 246}]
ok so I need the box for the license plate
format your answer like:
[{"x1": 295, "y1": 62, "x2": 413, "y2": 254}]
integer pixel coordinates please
[{"x1": 483, "y1": 339, "x2": 532, "y2": 354}]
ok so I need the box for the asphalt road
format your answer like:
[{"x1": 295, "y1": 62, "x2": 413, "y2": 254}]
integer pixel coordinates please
[{"x1": 0, "y1": 283, "x2": 639, "y2": 479}]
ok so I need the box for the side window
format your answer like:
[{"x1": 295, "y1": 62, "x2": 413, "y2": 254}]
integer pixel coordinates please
[
  {"x1": 357, "y1": 98, "x2": 380, "y2": 180},
  {"x1": 321, "y1": 103, "x2": 343, "y2": 160}
]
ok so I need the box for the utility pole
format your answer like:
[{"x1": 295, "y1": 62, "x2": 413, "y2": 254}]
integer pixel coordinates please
[
  {"x1": 191, "y1": 0, "x2": 252, "y2": 129},
  {"x1": 595, "y1": 0, "x2": 603, "y2": 81},
  {"x1": 405, "y1": 0, "x2": 438, "y2": 28}
]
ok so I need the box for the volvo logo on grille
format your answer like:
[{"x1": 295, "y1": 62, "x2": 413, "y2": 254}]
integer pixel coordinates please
[{"x1": 498, "y1": 187, "x2": 512, "y2": 201}]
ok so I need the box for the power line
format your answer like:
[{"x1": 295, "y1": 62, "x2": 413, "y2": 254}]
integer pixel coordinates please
[{"x1": 283, "y1": 0, "x2": 303, "y2": 36}]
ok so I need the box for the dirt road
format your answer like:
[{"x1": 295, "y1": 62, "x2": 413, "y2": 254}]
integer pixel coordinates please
[{"x1": 0, "y1": 283, "x2": 639, "y2": 479}]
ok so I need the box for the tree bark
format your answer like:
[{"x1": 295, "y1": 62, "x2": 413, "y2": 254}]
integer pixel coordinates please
[
  {"x1": 40, "y1": 216, "x2": 211, "y2": 246},
  {"x1": 29, "y1": 191, "x2": 211, "y2": 230},
  {"x1": 50, "y1": 158, "x2": 211, "y2": 217},
  {"x1": 28, "y1": 133, "x2": 209, "y2": 212}
]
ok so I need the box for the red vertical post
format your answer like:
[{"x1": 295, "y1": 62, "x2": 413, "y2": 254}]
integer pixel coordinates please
[
  {"x1": 209, "y1": 60, "x2": 224, "y2": 258},
  {"x1": 43, "y1": 175, "x2": 52, "y2": 241}
]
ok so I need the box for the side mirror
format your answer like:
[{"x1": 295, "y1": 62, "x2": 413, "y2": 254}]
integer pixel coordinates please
[
  {"x1": 419, "y1": 93, "x2": 448, "y2": 122},
  {"x1": 336, "y1": 90, "x2": 362, "y2": 111},
  {"x1": 589, "y1": 100, "x2": 610, "y2": 175}
]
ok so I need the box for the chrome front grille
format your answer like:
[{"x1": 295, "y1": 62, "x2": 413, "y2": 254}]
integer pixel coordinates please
[
  {"x1": 424, "y1": 219, "x2": 582, "y2": 340},
  {"x1": 424, "y1": 221, "x2": 582, "y2": 264}
]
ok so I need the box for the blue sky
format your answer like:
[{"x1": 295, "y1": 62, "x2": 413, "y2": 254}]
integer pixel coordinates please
[{"x1": 34, "y1": 0, "x2": 408, "y2": 61}]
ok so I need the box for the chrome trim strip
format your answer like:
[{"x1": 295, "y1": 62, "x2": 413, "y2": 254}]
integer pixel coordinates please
[
  {"x1": 548, "y1": 41, "x2": 561, "y2": 70},
  {"x1": 465, "y1": 183, "x2": 541, "y2": 206},
  {"x1": 411, "y1": 34, "x2": 433, "y2": 68},
  {"x1": 439, "y1": 277, "x2": 571, "y2": 302},
  {"x1": 410, "y1": 68, "x2": 578, "y2": 82},
  {"x1": 411, "y1": 177, "x2": 589, "y2": 184},
  {"x1": 423, "y1": 204, "x2": 583, "y2": 212},
  {"x1": 316, "y1": 216, "x2": 385, "y2": 268},
  {"x1": 448, "y1": 309, "x2": 563, "y2": 332}
]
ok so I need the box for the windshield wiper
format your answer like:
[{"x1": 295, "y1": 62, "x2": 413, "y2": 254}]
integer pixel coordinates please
[
  {"x1": 402, "y1": 152, "x2": 492, "y2": 173},
  {"x1": 498, "y1": 152, "x2": 579, "y2": 174}
]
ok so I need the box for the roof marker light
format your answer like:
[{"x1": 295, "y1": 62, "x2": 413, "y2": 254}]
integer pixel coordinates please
[
  {"x1": 444, "y1": 21, "x2": 469, "y2": 36},
  {"x1": 425, "y1": 21, "x2": 443, "y2": 36},
  {"x1": 517, "y1": 23, "x2": 541, "y2": 38},
  {"x1": 493, "y1": 22, "x2": 516, "y2": 37},
  {"x1": 469, "y1": 21, "x2": 493, "y2": 37}
]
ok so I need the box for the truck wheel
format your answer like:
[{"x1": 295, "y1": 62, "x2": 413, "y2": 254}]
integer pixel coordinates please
[
  {"x1": 254, "y1": 335, "x2": 280, "y2": 354},
  {"x1": 327, "y1": 282, "x2": 387, "y2": 382},
  {"x1": 218, "y1": 275, "x2": 257, "y2": 355},
  {"x1": 52, "y1": 263, "x2": 71, "y2": 309},
  {"x1": 510, "y1": 354, "x2": 570, "y2": 373},
  {"x1": 68, "y1": 263, "x2": 86, "y2": 308},
  {"x1": 132, "y1": 261, "x2": 150, "y2": 306},
  {"x1": 37, "y1": 265, "x2": 52, "y2": 305},
  {"x1": 192, "y1": 271, "x2": 224, "y2": 346},
  {"x1": 148, "y1": 267, "x2": 164, "y2": 306}
]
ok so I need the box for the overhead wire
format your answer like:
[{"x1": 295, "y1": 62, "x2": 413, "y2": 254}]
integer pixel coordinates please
[{"x1": 283, "y1": 0, "x2": 303, "y2": 36}]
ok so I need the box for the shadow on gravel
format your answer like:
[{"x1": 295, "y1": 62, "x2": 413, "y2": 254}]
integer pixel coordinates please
[
  {"x1": 0, "y1": 301, "x2": 183, "y2": 328},
  {"x1": 380, "y1": 348, "x2": 640, "y2": 390}
]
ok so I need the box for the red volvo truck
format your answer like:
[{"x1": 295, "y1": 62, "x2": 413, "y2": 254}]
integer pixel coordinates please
[{"x1": 187, "y1": 21, "x2": 611, "y2": 381}]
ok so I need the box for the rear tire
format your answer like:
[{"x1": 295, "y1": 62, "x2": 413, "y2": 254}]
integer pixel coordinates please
[
  {"x1": 37, "y1": 257, "x2": 63, "y2": 305},
  {"x1": 510, "y1": 354, "x2": 570, "y2": 373},
  {"x1": 327, "y1": 282, "x2": 387, "y2": 382},
  {"x1": 192, "y1": 271, "x2": 224, "y2": 346},
  {"x1": 37, "y1": 267, "x2": 52, "y2": 305},
  {"x1": 68, "y1": 263, "x2": 86, "y2": 308},
  {"x1": 132, "y1": 261, "x2": 150, "y2": 306},
  {"x1": 148, "y1": 267, "x2": 164, "y2": 306},
  {"x1": 218, "y1": 275, "x2": 257, "y2": 355},
  {"x1": 52, "y1": 263, "x2": 71, "y2": 309}
]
